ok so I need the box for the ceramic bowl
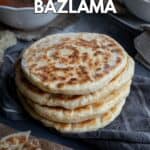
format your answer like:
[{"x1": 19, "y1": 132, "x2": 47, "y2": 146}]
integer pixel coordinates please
[
  {"x1": 123, "y1": 0, "x2": 150, "y2": 22},
  {"x1": 0, "y1": 3, "x2": 59, "y2": 30}
]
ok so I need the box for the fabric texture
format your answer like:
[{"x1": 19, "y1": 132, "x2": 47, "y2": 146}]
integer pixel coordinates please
[
  {"x1": 1, "y1": 44, "x2": 150, "y2": 150},
  {"x1": 64, "y1": 76, "x2": 150, "y2": 150},
  {"x1": 134, "y1": 31, "x2": 150, "y2": 70}
]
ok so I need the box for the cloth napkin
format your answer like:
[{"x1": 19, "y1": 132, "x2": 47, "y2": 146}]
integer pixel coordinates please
[
  {"x1": 64, "y1": 76, "x2": 150, "y2": 150},
  {"x1": 1, "y1": 39, "x2": 150, "y2": 150},
  {"x1": 134, "y1": 31, "x2": 150, "y2": 70}
]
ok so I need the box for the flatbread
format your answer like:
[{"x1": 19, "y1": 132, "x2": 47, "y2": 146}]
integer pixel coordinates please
[
  {"x1": 20, "y1": 98, "x2": 126, "y2": 133},
  {"x1": 16, "y1": 56, "x2": 134, "y2": 109},
  {"x1": 21, "y1": 33, "x2": 127, "y2": 95},
  {"x1": 0, "y1": 131, "x2": 30, "y2": 149},
  {"x1": 18, "y1": 81, "x2": 131, "y2": 123},
  {"x1": 0, "y1": 131, "x2": 42, "y2": 149}
]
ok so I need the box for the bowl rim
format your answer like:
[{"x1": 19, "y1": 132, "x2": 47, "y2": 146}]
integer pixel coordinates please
[
  {"x1": 0, "y1": 5, "x2": 34, "y2": 11},
  {"x1": 140, "y1": 0, "x2": 150, "y2": 3},
  {"x1": 124, "y1": 0, "x2": 150, "y2": 3},
  {"x1": 0, "y1": 1, "x2": 59, "y2": 11}
]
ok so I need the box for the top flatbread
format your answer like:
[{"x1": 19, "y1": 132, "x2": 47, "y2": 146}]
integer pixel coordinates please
[{"x1": 21, "y1": 33, "x2": 127, "y2": 95}]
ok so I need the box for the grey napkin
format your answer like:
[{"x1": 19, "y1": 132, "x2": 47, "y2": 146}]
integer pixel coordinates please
[
  {"x1": 134, "y1": 31, "x2": 150, "y2": 70},
  {"x1": 64, "y1": 76, "x2": 150, "y2": 150},
  {"x1": 1, "y1": 44, "x2": 150, "y2": 150},
  {"x1": 135, "y1": 54, "x2": 150, "y2": 70}
]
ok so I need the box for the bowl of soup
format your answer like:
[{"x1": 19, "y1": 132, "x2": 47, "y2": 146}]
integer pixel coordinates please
[{"x1": 0, "y1": 0, "x2": 59, "y2": 30}]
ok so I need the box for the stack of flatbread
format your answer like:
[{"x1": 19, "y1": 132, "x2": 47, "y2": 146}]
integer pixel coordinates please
[{"x1": 15, "y1": 33, "x2": 135, "y2": 133}]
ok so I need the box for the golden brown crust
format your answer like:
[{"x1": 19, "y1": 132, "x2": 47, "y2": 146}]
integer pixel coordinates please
[
  {"x1": 19, "y1": 96, "x2": 125, "y2": 133},
  {"x1": 17, "y1": 81, "x2": 131, "y2": 123},
  {"x1": 21, "y1": 33, "x2": 127, "y2": 94},
  {"x1": 15, "y1": 56, "x2": 134, "y2": 109},
  {"x1": 25, "y1": 38, "x2": 122, "y2": 84},
  {"x1": 0, "y1": 132, "x2": 42, "y2": 150}
]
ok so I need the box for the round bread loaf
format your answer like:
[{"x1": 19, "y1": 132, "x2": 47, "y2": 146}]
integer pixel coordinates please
[{"x1": 21, "y1": 33, "x2": 127, "y2": 95}]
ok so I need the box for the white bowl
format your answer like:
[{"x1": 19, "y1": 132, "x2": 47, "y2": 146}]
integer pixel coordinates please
[
  {"x1": 0, "y1": 4, "x2": 59, "y2": 30},
  {"x1": 123, "y1": 0, "x2": 150, "y2": 22}
]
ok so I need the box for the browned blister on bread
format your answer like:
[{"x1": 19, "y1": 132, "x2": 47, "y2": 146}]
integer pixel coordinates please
[
  {"x1": 21, "y1": 33, "x2": 127, "y2": 95},
  {"x1": 16, "y1": 56, "x2": 134, "y2": 109}
]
